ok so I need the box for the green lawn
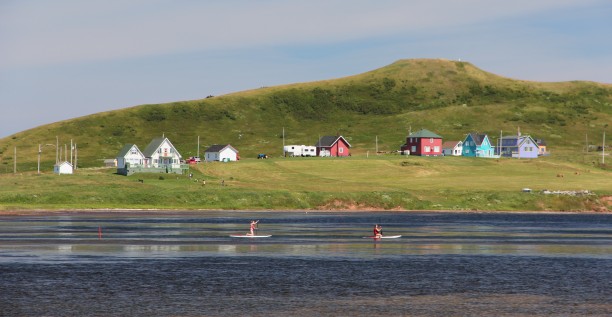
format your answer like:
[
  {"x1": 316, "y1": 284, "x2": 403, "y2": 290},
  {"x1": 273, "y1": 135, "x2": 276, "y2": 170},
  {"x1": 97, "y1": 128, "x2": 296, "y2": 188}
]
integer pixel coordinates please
[{"x1": 1, "y1": 155, "x2": 609, "y2": 212}]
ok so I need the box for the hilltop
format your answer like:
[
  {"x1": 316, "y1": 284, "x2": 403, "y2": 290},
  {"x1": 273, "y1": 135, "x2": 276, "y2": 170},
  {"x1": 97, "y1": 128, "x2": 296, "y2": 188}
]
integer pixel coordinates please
[{"x1": 1, "y1": 58, "x2": 611, "y2": 171}]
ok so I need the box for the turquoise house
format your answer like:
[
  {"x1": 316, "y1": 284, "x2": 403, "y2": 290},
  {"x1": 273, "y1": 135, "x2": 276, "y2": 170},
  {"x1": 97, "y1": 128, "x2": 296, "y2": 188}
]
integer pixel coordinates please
[{"x1": 462, "y1": 133, "x2": 495, "y2": 157}]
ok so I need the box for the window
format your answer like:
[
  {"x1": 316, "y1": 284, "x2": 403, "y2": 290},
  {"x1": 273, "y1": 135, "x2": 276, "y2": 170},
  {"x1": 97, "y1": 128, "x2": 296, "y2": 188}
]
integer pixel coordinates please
[
  {"x1": 434, "y1": 146, "x2": 440, "y2": 152},
  {"x1": 430, "y1": 138, "x2": 433, "y2": 143},
  {"x1": 411, "y1": 146, "x2": 416, "y2": 152},
  {"x1": 424, "y1": 146, "x2": 431, "y2": 152},
  {"x1": 158, "y1": 148, "x2": 161, "y2": 154},
  {"x1": 339, "y1": 147, "x2": 344, "y2": 154}
]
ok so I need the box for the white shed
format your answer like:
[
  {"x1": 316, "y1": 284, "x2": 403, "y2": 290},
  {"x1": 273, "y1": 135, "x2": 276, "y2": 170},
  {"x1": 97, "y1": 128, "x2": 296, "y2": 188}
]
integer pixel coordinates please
[
  {"x1": 54, "y1": 161, "x2": 73, "y2": 174},
  {"x1": 204, "y1": 144, "x2": 239, "y2": 162}
]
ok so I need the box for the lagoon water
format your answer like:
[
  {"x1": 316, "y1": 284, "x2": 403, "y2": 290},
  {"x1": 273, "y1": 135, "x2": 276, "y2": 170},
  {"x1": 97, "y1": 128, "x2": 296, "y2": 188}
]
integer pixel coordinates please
[{"x1": 0, "y1": 211, "x2": 611, "y2": 316}]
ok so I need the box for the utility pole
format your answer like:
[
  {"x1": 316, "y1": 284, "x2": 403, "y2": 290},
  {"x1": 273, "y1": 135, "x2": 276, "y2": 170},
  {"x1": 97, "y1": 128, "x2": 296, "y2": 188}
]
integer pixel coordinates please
[
  {"x1": 499, "y1": 130, "x2": 503, "y2": 156},
  {"x1": 282, "y1": 127, "x2": 285, "y2": 157},
  {"x1": 14, "y1": 147, "x2": 16, "y2": 174},
  {"x1": 375, "y1": 136, "x2": 378, "y2": 154},
  {"x1": 603, "y1": 129, "x2": 606, "y2": 164},
  {"x1": 197, "y1": 136, "x2": 200, "y2": 158},
  {"x1": 38, "y1": 144, "x2": 41, "y2": 175}
]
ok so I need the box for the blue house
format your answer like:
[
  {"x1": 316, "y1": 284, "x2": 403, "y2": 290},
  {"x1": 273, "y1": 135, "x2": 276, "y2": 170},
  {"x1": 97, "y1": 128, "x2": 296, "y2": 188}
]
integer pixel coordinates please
[
  {"x1": 462, "y1": 133, "x2": 495, "y2": 157},
  {"x1": 499, "y1": 135, "x2": 539, "y2": 159}
]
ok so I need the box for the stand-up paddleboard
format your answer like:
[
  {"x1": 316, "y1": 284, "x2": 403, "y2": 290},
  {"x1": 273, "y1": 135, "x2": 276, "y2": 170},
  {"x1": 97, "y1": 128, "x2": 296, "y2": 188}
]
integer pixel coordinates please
[
  {"x1": 362, "y1": 235, "x2": 402, "y2": 239},
  {"x1": 229, "y1": 234, "x2": 272, "y2": 238}
]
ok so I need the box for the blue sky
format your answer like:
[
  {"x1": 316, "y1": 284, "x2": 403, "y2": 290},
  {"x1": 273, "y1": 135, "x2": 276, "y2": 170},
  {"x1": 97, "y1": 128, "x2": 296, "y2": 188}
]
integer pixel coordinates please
[{"x1": 1, "y1": 0, "x2": 611, "y2": 138}]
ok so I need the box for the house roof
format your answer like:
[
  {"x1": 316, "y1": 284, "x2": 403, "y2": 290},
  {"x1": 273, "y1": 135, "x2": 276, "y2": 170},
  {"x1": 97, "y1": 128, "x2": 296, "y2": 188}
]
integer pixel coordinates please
[
  {"x1": 117, "y1": 144, "x2": 138, "y2": 158},
  {"x1": 466, "y1": 133, "x2": 488, "y2": 146},
  {"x1": 535, "y1": 138, "x2": 547, "y2": 146},
  {"x1": 442, "y1": 141, "x2": 462, "y2": 149},
  {"x1": 409, "y1": 129, "x2": 442, "y2": 139},
  {"x1": 501, "y1": 135, "x2": 537, "y2": 147},
  {"x1": 142, "y1": 138, "x2": 166, "y2": 157},
  {"x1": 315, "y1": 135, "x2": 352, "y2": 148},
  {"x1": 142, "y1": 137, "x2": 182, "y2": 158},
  {"x1": 204, "y1": 144, "x2": 238, "y2": 153},
  {"x1": 54, "y1": 161, "x2": 73, "y2": 167}
]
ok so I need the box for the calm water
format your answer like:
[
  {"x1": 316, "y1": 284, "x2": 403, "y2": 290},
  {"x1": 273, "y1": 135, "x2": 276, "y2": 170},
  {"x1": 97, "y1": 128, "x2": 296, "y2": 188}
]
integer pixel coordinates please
[{"x1": 0, "y1": 211, "x2": 610, "y2": 316}]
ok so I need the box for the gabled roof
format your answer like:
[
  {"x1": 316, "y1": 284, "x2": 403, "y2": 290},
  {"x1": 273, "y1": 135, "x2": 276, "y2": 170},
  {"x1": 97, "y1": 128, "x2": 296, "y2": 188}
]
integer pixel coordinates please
[
  {"x1": 54, "y1": 161, "x2": 73, "y2": 167},
  {"x1": 535, "y1": 138, "x2": 547, "y2": 146},
  {"x1": 117, "y1": 144, "x2": 141, "y2": 158},
  {"x1": 142, "y1": 138, "x2": 166, "y2": 157},
  {"x1": 442, "y1": 141, "x2": 462, "y2": 149},
  {"x1": 501, "y1": 135, "x2": 537, "y2": 147},
  {"x1": 142, "y1": 137, "x2": 181, "y2": 158},
  {"x1": 409, "y1": 129, "x2": 442, "y2": 138},
  {"x1": 204, "y1": 144, "x2": 238, "y2": 153},
  {"x1": 466, "y1": 133, "x2": 488, "y2": 146},
  {"x1": 315, "y1": 135, "x2": 352, "y2": 148}
]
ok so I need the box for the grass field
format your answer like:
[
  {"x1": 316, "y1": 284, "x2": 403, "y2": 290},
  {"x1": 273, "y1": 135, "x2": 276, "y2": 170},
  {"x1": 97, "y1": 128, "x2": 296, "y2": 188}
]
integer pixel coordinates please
[{"x1": 0, "y1": 155, "x2": 609, "y2": 212}]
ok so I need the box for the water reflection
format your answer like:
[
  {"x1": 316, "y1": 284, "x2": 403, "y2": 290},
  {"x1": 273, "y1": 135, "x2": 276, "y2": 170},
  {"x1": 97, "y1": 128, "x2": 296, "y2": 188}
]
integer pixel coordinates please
[{"x1": 0, "y1": 211, "x2": 610, "y2": 261}]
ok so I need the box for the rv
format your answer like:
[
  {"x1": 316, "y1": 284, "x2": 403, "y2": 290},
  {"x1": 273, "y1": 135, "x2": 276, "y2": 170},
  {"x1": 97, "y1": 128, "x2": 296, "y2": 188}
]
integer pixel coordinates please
[{"x1": 283, "y1": 145, "x2": 317, "y2": 157}]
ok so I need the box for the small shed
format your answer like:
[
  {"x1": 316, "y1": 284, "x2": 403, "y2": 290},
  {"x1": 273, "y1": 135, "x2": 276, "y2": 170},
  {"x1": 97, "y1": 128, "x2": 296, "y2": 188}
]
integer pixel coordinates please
[
  {"x1": 104, "y1": 159, "x2": 117, "y2": 167},
  {"x1": 54, "y1": 161, "x2": 73, "y2": 175},
  {"x1": 535, "y1": 138, "x2": 548, "y2": 156},
  {"x1": 205, "y1": 144, "x2": 239, "y2": 162}
]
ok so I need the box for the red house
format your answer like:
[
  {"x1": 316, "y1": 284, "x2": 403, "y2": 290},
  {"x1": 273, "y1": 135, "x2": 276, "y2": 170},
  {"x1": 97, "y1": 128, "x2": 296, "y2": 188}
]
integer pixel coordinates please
[
  {"x1": 315, "y1": 135, "x2": 351, "y2": 157},
  {"x1": 401, "y1": 129, "x2": 443, "y2": 156}
]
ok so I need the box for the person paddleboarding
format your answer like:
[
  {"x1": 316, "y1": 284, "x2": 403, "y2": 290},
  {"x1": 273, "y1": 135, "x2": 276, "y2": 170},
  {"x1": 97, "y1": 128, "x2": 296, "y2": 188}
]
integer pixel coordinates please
[
  {"x1": 373, "y1": 224, "x2": 383, "y2": 238},
  {"x1": 247, "y1": 220, "x2": 259, "y2": 236}
]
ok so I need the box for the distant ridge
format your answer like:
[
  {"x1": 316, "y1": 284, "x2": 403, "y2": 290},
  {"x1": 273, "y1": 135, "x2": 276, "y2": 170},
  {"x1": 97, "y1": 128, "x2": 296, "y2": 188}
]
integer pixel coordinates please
[{"x1": 1, "y1": 58, "x2": 611, "y2": 170}]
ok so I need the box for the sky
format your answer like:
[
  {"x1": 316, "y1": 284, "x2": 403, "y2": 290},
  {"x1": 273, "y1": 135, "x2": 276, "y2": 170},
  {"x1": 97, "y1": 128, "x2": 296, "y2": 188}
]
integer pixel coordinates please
[{"x1": 1, "y1": 0, "x2": 611, "y2": 138}]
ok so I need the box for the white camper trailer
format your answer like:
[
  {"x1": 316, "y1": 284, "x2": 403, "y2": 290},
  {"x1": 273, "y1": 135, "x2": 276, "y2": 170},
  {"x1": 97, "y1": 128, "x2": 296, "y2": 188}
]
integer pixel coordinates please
[{"x1": 283, "y1": 145, "x2": 317, "y2": 157}]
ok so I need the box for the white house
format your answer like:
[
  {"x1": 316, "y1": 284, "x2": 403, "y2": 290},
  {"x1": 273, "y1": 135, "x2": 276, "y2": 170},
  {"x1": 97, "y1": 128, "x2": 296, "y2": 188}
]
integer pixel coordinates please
[
  {"x1": 283, "y1": 145, "x2": 317, "y2": 157},
  {"x1": 442, "y1": 141, "x2": 463, "y2": 156},
  {"x1": 54, "y1": 161, "x2": 73, "y2": 174},
  {"x1": 116, "y1": 137, "x2": 187, "y2": 175},
  {"x1": 205, "y1": 144, "x2": 239, "y2": 162},
  {"x1": 116, "y1": 144, "x2": 144, "y2": 169},
  {"x1": 142, "y1": 137, "x2": 184, "y2": 169}
]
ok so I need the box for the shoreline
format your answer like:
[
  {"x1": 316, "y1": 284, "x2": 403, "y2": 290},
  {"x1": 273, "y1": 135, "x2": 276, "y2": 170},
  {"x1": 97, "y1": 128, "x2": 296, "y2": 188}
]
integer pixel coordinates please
[{"x1": 0, "y1": 208, "x2": 608, "y2": 217}]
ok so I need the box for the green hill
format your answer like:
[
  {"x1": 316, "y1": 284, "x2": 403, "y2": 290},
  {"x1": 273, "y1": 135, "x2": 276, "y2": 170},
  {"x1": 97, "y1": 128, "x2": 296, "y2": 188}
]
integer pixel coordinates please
[{"x1": 1, "y1": 58, "x2": 611, "y2": 171}]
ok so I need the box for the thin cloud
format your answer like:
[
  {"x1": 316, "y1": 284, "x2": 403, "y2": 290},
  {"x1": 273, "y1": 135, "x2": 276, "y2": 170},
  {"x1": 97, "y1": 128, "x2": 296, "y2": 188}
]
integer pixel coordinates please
[{"x1": 0, "y1": 0, "x2": 602, "y2": 68}]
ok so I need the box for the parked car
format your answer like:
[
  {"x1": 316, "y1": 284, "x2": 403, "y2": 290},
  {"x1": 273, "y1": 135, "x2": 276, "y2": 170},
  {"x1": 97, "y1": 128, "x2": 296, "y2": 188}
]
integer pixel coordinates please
[
  {"x1": 187, "y1": 156, "x2": 201, "y2": 164},
  {"x1": 257, "y1": 154, "x2": 269, "y2": 159}
]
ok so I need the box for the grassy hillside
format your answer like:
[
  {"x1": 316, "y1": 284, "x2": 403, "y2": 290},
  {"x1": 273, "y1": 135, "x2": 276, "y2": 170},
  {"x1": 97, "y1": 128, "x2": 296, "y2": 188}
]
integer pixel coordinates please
[
  {"x1": 0, "y1": 156, "x2": 609, "y2": 212},
  {"x1": 0, "y1": 59, "x2": 610, "y2": 173}
]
